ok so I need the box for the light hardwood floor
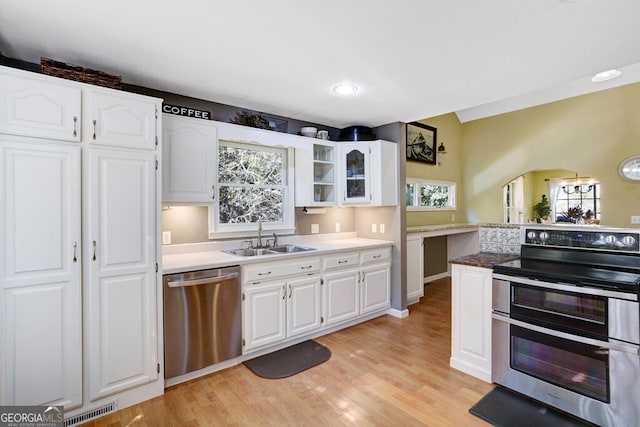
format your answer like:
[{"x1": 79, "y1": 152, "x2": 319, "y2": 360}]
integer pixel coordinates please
[{"x1": 83, "y1": 278, "x2": 493, "y2": 426}]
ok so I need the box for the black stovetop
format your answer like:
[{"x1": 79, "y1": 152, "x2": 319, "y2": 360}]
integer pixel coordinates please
[{"x1": 493, "y1": 246, "x2": 640, "y2": 293}]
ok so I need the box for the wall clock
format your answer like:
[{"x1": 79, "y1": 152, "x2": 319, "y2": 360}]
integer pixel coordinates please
[{"x1": 618, "y1": 155, "x2": 640, "y2": 182}]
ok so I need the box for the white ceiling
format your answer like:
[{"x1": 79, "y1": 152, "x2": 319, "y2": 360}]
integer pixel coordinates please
[{"x1": 1, "y1": 0, "x2": 640, "y2": 128}]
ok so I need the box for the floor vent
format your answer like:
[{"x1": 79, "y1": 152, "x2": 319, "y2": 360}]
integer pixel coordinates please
[{"x1": 64, "y1": 400, "x2": 118, "y2": 426}]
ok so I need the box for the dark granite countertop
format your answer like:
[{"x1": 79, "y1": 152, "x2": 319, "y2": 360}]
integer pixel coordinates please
[{"x1": 450, "y1": 252, "x2": 520, "y2": 269}]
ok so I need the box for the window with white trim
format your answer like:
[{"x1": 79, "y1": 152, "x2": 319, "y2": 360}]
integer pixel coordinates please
[
  {"x1": 406, "y1": 178, "x2": 456, "y2": 210},
  {"x1": 210, "y1": 141, "x2": 294, "y2": 237}
]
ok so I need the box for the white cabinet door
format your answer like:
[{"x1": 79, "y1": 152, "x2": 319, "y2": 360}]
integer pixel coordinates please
[
  {"x1": 162, "y1": 115, "x2": 217, "y2": 203},
  {"x1": 243, "y1": 282, "x2": 286, "y2": 352},
  {"x1": 406, "y1": 234, "x2": 424, "y2": 304},
  {"x1": 360, "y1": 264, "x2": 390, "y2": 315},
  {"x1": 0, "y1": 69, "x2": 81, "y2": 142},
  {"x1": 84, "y1": 89, "x2": 157, "y2": 150},
  {"x1": 294, "y1": 142, "x2": 336, "y2": 207},
  {"x1": 0, "y1": 139, "x2": 82, "y2": 408},
  {"x1": 85, "y1": 147, "x2": 158, "y2": 400},
  {"x1": 340, "y1": 144, "x2": 371, "y2": 205},
  {"x1": 369, "y1": 140, "x2": 398, "y2": 206},
  {"x1": 287, "y1": 275, "x2": 322, "y2": 338},
  {"x1": 450, "y1": 263, "x2": 493, "y2": 382},
  {"x1": 323, "y1": 269, "x2": 359, "y2": 326}
]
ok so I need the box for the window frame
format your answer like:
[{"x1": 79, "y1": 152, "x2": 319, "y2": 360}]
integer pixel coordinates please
[
  {"x1": 209, "y1": 141, "x2": 295, "y2": 238},
  {"x1": 406, "y1": 178, "x2": 457, "y2": 211},
  {"x1": 549, "y1": 180, "x2": 601, "y2": 223}
]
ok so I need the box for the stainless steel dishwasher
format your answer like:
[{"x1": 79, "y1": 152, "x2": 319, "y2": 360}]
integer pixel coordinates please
[{"x1": 163, "y1": 266, "x2": 241, "y2": 379}]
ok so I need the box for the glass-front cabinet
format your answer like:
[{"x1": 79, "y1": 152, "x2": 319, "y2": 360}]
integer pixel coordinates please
[
  {"x1": 312, "y1": 143, "x2": 335, "y2": 204},
  {"x1": 341, "y1": 144, "x2": 370, "y2": 205},
  {"x1": 294, "y1": 139, "x2": 397, "y2": 207}
]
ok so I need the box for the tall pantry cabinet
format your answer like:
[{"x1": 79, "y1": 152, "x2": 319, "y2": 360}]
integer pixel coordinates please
[{"x1": 0, "y1": 65, "x2": 164, "y2": 415}]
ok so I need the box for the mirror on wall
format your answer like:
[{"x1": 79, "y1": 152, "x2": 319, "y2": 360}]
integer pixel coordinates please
[{"x1": 503, "y1": 170, "x2": 601, "y2": 224}]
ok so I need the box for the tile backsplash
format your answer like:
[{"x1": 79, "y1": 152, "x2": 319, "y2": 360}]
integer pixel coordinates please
[{"x1": 479, "y1": 225, "x2": 520, "y2": 255}]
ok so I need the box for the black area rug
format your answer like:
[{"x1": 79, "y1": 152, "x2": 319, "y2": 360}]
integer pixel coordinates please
[
  {"x1": 243, "y1": 340, "x2": 331, "y2": 379},
  {"x1": 470, "y1": 387, "x2": 596, "y2": 427}
]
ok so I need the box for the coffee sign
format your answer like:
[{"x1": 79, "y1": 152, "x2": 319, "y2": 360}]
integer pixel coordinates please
[{"x1": 162, "y1": 103, "x2": 211, "y2": 120}]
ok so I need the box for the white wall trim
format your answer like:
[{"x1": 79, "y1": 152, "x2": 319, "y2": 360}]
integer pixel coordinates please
[{"x1": 387, "y1": 308, "x2": 409, "y2": 318}]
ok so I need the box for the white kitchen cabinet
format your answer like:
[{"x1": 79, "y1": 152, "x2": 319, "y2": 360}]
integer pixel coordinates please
[
  {"x1": 0, "y1": 68, "x2": 81, "y2": 142},
  {"x1": 294, "y1": 141, "x2": 336, "y2": 206},
  {"x1": 162, "y1": 114, "x2": 217, "y2": 203},
  {"x1": 322, "y1": 251, "x2": 361, "y2": 326},
  {"x1": 340, "y1": 143, "x2": 370, "y2": 205},
  {"x1": 322, "y1": 247, "x2": 392, "y2": 326},
  {"x1": 338, "y1": 140, "x2": 397, "y2": 206},
  {"x1": 0, "y1": 138, "x2": 82, "y2": 408},
  {"x1": 242, "y1": 245, "x2": 391, "y2": 354},
  {"x1": 0, "y1": 65, "x2": 163, "y2": 415},
  {"x1": 287, "y1": 275, "x2": 322, "y2": 338},
  {"x1": 84, "y1": 89, "x2": 158, "y2": 150},
  {"x1": 295, "y1": 139, "x2": 397, "y2": 207},
  {"x1": 360, "y1": 248, "x2": 391, "y2": 314},
  {"x1": 406, "y1": 234, "x2": 424, "y2": 304},
  {"x1": 242, "y1": 257, "x2": 322, "y2": 352},
  {"x1": 85, "y1": 147, "x2": 159, "y2": 400},
  {"x1": 243, "y1": 281, "x2": 287, "y2": 351},
  {"x1": 368, "y1": 140, "x2": 398, "y2": 206},
  {"x1": 323, "y1": 269, "x2": 360, "y2": 326},
  {"x1": 450, "y1": 263, "x2": 493, "y2": 383}
]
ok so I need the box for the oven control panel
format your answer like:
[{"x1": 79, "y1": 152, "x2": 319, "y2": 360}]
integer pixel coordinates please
[{"x1": 522, "y1": 226, "x2": 640, "y2": 252}]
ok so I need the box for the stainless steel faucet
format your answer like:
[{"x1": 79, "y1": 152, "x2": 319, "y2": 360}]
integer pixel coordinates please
[
  {"x1": 272, "y1": 232, "x2": 278, "y2": 248},
  {"x1": 257, "y1": 219, "x2": 263, "y2": 248}
]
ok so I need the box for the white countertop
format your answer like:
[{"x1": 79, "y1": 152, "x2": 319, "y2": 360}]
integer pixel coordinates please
[{"x1": 162, "y1": 234, "x2": 394, "y2": 274}]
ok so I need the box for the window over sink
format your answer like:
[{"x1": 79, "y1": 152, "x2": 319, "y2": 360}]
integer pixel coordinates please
[{"x1": 210, "y1": 140, "x2": 295, "y2": 237}]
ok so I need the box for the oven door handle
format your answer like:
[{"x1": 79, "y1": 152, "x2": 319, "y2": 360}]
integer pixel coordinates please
[
  {"x1": 492, "y1": 273, "x2": 638, "y2": 301},
  {"x1": 492, "y1": 312, "x2": 640, "y2": 355}
]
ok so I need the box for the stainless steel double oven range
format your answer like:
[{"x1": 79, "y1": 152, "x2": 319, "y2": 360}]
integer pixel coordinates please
[{"x1": 492, "y1": 226, "x2": 640, "y2": 426}]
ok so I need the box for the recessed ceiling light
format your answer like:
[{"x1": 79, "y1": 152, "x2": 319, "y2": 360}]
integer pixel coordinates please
[
  {"x1": 333, "y1": 84, "x2": 358, "y2": 95},
  {"x1": 590, "y1": 69, "x2": 622, "y2": 83}
]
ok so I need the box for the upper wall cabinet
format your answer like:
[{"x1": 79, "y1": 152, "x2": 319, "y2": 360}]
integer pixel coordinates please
[
  {"x1": 294, "y1": 141, "x2": 336, "y2": 206},
  {"x1": 296, "y1": 139, "x2": 397, "y2": 207},
  {"x1": 340, "y1": 143, "x2": 371, "y2": 205},
  {"x1": 368, "y1": 140, "x2": 398, "y2": 206},
  {"x1": 84, "y1": 89, "x2": 158, "y2": 150},
  {"x1": 0, "y1": 69, "x2": 81, "y2": 142},
  {"x1": 162, "y1": 114, "x2": 217, "y2": 204}
]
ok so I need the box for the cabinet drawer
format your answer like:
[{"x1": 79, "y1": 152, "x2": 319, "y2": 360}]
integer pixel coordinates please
[
  {"x1": 244, "y1": 258, "x2": 320, "y2": 283},
  {"x1": 323, "y1": 252, "x2": 360, "y2": 270},
  {"x1": 361, "y1": 247, "x2": 391, "y2": 264}
]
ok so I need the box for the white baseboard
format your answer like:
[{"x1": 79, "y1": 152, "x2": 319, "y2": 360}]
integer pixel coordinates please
[
  {"x1": 424, "y1": 271, "x2": 450, "y2": 283},
  {"x1": 387, "y1": 307, "x2": 409, "y2": 318}
]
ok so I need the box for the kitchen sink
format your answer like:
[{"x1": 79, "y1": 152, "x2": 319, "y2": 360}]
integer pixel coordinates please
[
  {"x1": 223, "y1": 245, "x2": 316, "y2": 257},
  {"x1": 268, "y1": 244, "x2": 316, "y2": 254}
]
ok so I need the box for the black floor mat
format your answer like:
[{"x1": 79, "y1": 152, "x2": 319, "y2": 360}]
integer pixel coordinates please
[
  {"x1": 470, "y1": 387, "x2": 596, "y2": 427},
  {"x1": 243, "y1": 340, "x2": 331, "y2": 379}
]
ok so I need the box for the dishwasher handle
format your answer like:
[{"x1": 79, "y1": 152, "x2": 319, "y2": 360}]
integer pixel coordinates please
[{"x1": 167, "y1": 272, "x2": 239, "y2": 288}]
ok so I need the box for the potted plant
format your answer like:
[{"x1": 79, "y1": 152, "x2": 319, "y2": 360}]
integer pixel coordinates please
[
  {"x1": 533, "y1": 194, "x2": 551, "y2": 223},
  {"x1": 565, "y1": 205, "x2": 585, "y2": 223}
]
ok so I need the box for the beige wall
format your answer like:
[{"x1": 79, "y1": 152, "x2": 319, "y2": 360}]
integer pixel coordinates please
[
  {"x1": 295, "y1": 207, "x2": 356, "y2": 235},
  {"x1": 461, "y1": 82, "x2": 640, "y2": 227},
  {"x1": 406, "y1": 113, "x2": 466, "y2": 226}
]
